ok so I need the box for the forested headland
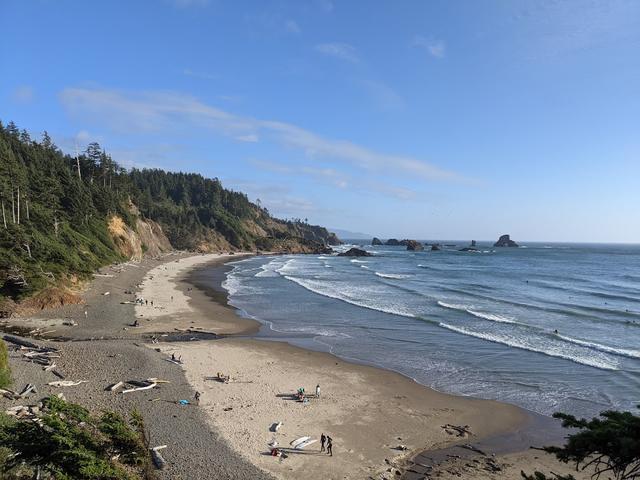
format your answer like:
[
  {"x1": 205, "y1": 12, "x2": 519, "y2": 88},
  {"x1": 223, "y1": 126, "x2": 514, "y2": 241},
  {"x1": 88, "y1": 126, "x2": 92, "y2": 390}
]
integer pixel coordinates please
[{"x1": 0, "y1": 120, "x2": 339, "y2": 313}]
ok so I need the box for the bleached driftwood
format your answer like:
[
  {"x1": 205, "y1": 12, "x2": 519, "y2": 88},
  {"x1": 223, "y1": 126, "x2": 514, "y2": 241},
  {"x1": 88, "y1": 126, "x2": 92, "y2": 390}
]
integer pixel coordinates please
[
  {"x1": 0, "y1": 388, "x2": 20, "y2": 400},
  {"x1": 47, "y1": 380, "x2": 87, "y2": 387},
  {"x1": 121, "y1": 382, "x2": 157, "y2": 394},
  {"x1": 150, "y1": 445, "x2": 168, "y2": 470},
  {"x1": 18, "y1": 384, "x2": 37, "y2": 398},
  {"x1": 106, "y1": 381, "x2": 124, "y2": 392}
]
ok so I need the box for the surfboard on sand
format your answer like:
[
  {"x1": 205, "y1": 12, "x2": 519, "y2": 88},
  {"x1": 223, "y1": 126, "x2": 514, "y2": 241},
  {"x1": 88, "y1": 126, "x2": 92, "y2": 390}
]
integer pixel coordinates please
[
  {"x1": 295, "y1": 439, "x2": 317, "y2": 450},
  {"x1": 289, "y1": 436, "x2": 310, "y2": 448}
]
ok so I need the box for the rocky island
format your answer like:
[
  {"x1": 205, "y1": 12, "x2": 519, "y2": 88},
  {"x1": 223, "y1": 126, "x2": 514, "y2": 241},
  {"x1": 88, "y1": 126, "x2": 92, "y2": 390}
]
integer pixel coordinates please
[
  {"x1": 338, "y1": 247, "x2": 372, "y2": 257},
  {"x1": 494, "y1": 234, "x2": 519, "y2": 247},
  {"x1": 405, "y1": 240, "x2": 424, "y2": 251},
  {"x1": 372, "y1": 237, "x2": 383, "y2": 246}
]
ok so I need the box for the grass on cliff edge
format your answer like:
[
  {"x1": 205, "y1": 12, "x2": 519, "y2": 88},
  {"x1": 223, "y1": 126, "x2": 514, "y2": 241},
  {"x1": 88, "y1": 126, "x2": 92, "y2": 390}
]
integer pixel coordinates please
[
  {"x1": 0, "y1": 395, "x2": 156, "y2": 479},
  {"x1": 0, "y1": 339, "x2": 10, "y2": 388}
]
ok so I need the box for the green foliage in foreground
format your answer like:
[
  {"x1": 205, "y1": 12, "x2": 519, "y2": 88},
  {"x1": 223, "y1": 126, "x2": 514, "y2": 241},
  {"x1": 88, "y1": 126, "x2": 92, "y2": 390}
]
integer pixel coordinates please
[
  {"x1": 0, "y1": 339, "x2": 10, "y2": 388},
  {"x1": 522, "y1": 407, "x2": 640, "y2": 480},
  {"x1": 0, "y1": 396, "x2": 155, "y2": 479}
]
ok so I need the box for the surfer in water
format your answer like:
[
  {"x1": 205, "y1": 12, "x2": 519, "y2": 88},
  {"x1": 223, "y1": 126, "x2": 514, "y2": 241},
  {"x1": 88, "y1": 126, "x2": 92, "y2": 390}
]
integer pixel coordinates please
[{"x1": 320, "y1": 433, "x2": 326, "y2": 452}]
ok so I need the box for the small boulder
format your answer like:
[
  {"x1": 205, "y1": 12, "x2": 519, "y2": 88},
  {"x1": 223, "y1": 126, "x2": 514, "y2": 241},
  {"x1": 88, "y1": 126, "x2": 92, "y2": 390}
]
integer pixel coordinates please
[
  {"x1": 338, "y1": 247, "x2": 372, "y2": 257},
  {"x1": 494, "y1": 234, "x2": 518, "y2": 247}
]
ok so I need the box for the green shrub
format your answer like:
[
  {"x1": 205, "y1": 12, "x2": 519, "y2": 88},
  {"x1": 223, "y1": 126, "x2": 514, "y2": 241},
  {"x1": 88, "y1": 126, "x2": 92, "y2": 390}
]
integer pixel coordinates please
[
  {"x1": 0, "y1": 396, "x2": 155, "y2": 480},
  {"x1": 0, "y1": 339, "x2": 10, "y2": 388}
]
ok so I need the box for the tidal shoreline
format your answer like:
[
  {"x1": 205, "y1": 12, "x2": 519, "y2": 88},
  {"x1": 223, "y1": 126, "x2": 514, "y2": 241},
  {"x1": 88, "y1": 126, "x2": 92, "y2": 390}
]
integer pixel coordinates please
[
  {"x1": 1, "y1": 252, "x2": 590, "y2": 479},
  {"x1": 168, "y1": 254, "x2": 583, "y2": 479}
]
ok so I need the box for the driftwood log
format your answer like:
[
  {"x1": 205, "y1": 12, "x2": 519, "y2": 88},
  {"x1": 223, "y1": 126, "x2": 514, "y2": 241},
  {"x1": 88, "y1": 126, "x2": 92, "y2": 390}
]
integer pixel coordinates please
[{"x1": 150, "y1": 445, "x2": 168, "y2": 469}]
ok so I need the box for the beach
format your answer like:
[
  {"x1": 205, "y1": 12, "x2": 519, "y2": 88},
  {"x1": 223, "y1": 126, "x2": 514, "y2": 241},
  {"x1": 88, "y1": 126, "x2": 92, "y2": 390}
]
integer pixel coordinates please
[
  {"x1": 1, "y1": 252, "x2": 594, "y2": 479},
  {"x1": 143, "y1": 254, "x2": 592, "y2": 480}
]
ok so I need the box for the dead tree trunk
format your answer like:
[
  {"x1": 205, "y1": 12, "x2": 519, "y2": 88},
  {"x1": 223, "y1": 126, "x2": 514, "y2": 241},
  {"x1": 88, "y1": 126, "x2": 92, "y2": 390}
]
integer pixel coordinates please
[
  {"x1": 25, "y1": 198, "x2": 29, "y2": 221},
  {"x1": 11, "y1": 189, "x2": 15, "y2": 224},
  {"x1": 1, "y1": 199, "x2": 6, "y2": 228},
  {"x1": 75, "y1": 145, "x2": 82, "y2": 181},
  {"x1": 16, "y1": 185, "x2": 20, "y2": 224}
]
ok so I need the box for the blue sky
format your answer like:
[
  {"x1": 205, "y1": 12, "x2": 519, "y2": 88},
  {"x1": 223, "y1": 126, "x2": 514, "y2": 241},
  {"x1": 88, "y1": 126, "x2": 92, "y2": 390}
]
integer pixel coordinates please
[{"x1": 1, "y1": 0, "x2": 639, "y2": 242}]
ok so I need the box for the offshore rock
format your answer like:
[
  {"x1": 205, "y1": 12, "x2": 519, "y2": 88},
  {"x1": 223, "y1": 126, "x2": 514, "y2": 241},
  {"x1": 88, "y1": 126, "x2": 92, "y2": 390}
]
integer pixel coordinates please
[
  {"x1": 494, "y1": 234, "x2": 519, "y2": 247},
  {"x1": 372, "y1": 237, "x2": 383, "y2": 246},
  {"x1": 338, "y1": 247, "x2": 372, "y2": 257},
  {"x1": 405, "y1": 240, "x2": 424, "y2": 251}
]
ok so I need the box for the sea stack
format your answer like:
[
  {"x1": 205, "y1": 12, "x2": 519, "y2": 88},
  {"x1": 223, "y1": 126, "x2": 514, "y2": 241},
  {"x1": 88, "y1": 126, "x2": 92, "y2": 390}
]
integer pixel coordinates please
[
  {"x1": 372, "y1": 237, "x2": 383, "y2": 246},
  {"x1": 494, "y1": 234, "x2": 519, "y2": 247},
  {"x1": 338, "y1": 247, "x2": 373, "y2": 257},
  {"x1": 385, "y1": 239, "x2": 401, "y2": 246},
  {"x1": 405, "y1": 240, "x2": 424, "y2": 251}
]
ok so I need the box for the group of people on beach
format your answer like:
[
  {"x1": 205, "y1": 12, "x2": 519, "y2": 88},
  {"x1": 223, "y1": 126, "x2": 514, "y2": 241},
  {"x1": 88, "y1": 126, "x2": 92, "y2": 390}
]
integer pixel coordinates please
[
  {"x1": 320, "y1": 433, "x2": 333, "y2": 456},
  {"x1": 296, "y1": 384, "x2": 321, "y2": 403}
]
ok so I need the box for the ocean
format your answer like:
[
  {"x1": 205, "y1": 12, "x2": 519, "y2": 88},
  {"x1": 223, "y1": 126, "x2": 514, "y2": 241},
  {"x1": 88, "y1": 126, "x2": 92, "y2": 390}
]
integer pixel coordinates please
[{"x1": 218, "y1": 242, "x2": 640, "y2": 418}]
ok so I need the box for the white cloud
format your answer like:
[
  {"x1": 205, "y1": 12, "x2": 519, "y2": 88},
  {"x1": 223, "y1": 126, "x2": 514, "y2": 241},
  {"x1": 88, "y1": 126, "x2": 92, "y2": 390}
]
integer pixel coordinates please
[
  {"x1": 223, "y1": 179, "x2": 319, "y2": 217},
  {"x1": 235, "y1": 134, "x2": 259, "y2": 143},
  {"x1": 11, "y1": 85, "x2": 34, "y2": 104},
  {"x1": 59, "y1": 87, "x2": 466, "y2": 183},
  {"x1": 315, "y1": 43, "x2": 359, "y2": 63},
  {"x1": 250, "y1": 159, "x2": 422, "y2": 201},
  {"x1": 285, "y1": 20, "x2": 301, "y2": 34},
  {"x1": 359, "y1": 80, "x2": 404, "y2": 111},
  {"x1": 412, "y1": 36, "x2": 446, "y2": 59}
]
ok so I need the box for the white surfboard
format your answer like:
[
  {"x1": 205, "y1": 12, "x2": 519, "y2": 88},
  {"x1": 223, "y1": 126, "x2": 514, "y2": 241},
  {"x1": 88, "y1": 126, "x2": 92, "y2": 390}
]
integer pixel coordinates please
[
  {"x1": 295, "y1": 439, "x2": 317, "y2": 450},
  {"x1": 290, "y1": 436, "x2": 310, "y2": 448}
]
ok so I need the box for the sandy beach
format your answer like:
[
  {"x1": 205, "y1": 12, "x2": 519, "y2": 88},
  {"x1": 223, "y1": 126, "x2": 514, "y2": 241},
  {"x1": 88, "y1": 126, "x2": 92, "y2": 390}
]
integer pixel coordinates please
[
  {"x1": 2, "y1": 252, "x2": 594, "y2": 480},
  {"x1": 158, "y1": 338, "x2": 525, "y2": 479},
  {"x1": 149, "y1": 254, "x2": 594, "y2": 480},
  {"x1": 133, "y1": 253, "x2": 258, "y2": 336}
]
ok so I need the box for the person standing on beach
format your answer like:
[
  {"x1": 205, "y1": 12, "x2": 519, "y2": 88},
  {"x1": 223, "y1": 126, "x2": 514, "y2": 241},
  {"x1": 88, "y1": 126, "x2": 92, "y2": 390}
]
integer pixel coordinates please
[
  {"x1": 320, "y1": 433, "x2": 326, "y2": 452},
  {"x1": 326, "y1": 437, "x2": 333, "y2": 456},
  {"x1": 316, "y1": 384, "x2": 321, "y2": 398},
  {"x1": 194, "y1": 391, "x2": 201, "y2": 404}
]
